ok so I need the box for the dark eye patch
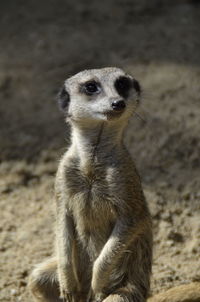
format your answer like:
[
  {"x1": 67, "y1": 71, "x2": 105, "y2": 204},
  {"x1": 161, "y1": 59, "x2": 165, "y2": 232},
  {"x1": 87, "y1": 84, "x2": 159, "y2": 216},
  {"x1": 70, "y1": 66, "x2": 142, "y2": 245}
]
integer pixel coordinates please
[
  {"x1": 132, "y1": 79, "x2": 141, "y2": 96},
  {"x1": 115, "y1": 76, "x2": 141, "y2": 98},
  {"x1": 81, "y1": 80, "x2": 101, "y2": 96},
  {"x1": 57, "y1": 85, "x2": 70, "y2": 112},
  {"x1": 114, "y1": 76, "x2": 132, "y2": 98}
]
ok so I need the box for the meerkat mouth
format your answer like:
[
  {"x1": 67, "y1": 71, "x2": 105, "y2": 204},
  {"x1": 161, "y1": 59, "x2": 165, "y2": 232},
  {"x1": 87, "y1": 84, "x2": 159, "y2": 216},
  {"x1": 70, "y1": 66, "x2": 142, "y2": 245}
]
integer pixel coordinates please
[{"x1": 103, "y1": 110, "x2": 124, "y2": 120}]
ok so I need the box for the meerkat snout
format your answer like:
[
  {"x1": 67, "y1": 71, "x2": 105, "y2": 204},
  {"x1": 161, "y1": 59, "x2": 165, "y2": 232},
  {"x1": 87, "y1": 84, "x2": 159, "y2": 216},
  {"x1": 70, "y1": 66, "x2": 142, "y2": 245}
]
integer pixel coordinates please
[{"x1": 111, "y1": 99, "x2": 126, "y2": 111}]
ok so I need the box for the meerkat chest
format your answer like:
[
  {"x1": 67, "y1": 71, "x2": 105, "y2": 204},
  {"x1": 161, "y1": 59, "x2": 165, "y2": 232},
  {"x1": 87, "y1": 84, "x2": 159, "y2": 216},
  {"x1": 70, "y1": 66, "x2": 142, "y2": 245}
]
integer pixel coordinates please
[
  {"x1": 65, "y1": 159, "x2": 116, "y2": 198},
  {"x1": 64, "y1": 161, "x2": 119, "y2": 227},
  {"x1": 57, "y1": 156, "x2": 137, "y2": 255}
]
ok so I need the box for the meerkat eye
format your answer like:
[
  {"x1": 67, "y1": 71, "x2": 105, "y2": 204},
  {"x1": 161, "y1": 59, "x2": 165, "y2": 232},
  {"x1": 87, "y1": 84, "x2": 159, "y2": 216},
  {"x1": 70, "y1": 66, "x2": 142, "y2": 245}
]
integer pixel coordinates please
[
  {"x1": 114, "y1": 76, "x2": 131, "y2": 98},
  {"x1": 83, "y1": 81, "x2": 101, "y2": 95}
]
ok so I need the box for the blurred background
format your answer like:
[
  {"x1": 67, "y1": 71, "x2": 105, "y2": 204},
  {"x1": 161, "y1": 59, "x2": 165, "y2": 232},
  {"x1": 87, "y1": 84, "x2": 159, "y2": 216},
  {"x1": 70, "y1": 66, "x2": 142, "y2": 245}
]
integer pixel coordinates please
[{"x1": 0, "y1": 0, "x2": 200, "y2": 301}]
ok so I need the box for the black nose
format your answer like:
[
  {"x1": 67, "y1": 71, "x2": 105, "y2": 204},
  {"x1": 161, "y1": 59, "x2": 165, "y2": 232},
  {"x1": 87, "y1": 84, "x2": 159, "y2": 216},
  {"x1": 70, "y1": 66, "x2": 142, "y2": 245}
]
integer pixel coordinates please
[{"x1": 111, "y1": 100, "x2": 126, "y2": 111}]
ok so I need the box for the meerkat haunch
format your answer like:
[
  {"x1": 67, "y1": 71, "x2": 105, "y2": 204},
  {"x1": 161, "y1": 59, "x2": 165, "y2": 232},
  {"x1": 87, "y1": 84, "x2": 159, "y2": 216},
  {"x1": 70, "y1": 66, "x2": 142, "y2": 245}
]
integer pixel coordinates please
[{"x1": 29, "y1": 67, "x2": 153, "y2": 302}]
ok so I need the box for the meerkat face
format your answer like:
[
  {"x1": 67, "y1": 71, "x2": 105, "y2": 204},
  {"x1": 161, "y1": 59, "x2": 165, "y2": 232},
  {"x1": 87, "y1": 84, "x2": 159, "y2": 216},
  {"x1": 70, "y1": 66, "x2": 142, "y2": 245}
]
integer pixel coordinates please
[{"x1": 57, "y1": 67, "x2": 141, "y2": 124}]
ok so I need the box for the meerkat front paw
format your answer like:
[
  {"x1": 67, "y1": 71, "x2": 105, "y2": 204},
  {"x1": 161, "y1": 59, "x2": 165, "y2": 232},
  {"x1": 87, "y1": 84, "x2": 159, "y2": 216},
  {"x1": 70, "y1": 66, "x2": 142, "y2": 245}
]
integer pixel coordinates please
[
  {"x1": 94, "y1": 292, "x2": 107, "y2": 302},
  {"x1": 60, "y1": 290, "x2": 73, "y2": 302},
  {"x1": 58, "y1": 269, "x2": 79, "y2": 302},
  {"x1": 87, "y1": 289, "x2": 107, "y2": 302},
  {"x1": 60, "y1": 290, "x2": 83, "y2": 302}
]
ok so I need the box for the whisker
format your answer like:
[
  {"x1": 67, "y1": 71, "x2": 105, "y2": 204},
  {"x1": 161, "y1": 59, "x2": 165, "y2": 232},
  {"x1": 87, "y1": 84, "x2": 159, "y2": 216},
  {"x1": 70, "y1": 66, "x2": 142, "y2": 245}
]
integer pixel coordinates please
[{"x1": 134, "y1": 111, "x2": 147, "y2": 124}]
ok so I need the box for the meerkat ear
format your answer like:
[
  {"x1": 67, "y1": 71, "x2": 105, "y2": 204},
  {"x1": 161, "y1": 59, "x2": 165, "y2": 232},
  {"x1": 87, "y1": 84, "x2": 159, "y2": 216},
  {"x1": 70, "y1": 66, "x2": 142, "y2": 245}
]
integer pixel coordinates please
[
  {"x1": 57, "y1": 85, "x2": 70, "y2": 113},
  {"x1": 131, "y1": 78, "x2": 141, "y2": 96}
]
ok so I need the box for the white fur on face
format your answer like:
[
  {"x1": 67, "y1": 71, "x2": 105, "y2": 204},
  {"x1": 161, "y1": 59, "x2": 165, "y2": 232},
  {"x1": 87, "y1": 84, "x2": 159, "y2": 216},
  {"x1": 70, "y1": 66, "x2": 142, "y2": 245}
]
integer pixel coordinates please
[{"x1": 65, "y1": 67, "x2": 139, "y2": 123}]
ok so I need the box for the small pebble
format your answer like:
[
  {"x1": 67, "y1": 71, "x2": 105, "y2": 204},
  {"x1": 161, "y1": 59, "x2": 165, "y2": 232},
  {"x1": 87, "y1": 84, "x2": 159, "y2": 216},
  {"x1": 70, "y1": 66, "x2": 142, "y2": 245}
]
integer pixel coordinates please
[{"x1": 10, "y1": 288, "x2": 17, "y2": 296}]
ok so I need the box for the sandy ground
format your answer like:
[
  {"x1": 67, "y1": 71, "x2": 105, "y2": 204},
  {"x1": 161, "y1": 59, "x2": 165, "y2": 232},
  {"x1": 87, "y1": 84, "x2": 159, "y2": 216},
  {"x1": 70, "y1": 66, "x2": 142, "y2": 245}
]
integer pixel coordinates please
[{"x1": 0, "y1": 0, "x2": 200, "y2": 301}]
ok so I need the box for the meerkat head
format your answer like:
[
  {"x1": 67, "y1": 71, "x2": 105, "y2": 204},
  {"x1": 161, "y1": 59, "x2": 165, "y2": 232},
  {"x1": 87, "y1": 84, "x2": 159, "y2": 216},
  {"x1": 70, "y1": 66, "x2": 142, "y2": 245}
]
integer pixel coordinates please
[{"x1": 57, "y1": 67, "x2": 141, "y2": 124}]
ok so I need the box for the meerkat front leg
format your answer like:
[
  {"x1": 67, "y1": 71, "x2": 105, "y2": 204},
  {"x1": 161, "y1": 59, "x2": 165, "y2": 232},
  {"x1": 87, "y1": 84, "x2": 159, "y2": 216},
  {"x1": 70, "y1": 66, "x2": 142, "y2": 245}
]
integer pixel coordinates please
[
  {"x1": 56, "y1": 195, "x2": 80, "y2": 302},
  {"x1": 90, "y1": 216, "x2": 151, "y2": 302}
]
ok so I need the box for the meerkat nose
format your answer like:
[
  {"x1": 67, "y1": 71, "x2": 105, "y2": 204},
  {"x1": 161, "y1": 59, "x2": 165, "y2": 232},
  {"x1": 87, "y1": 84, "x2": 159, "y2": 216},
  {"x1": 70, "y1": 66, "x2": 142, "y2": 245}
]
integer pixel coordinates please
[{"x1": 111, "y1": 99, "x2": 126, "y2": 111}]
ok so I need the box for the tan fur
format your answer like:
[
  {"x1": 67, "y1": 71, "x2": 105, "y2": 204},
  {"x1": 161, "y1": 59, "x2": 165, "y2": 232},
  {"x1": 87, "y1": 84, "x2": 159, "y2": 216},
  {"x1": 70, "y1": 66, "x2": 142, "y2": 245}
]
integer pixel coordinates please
[
  {"x1": 148, "y1": 282, "x2": 200, "y2": 302},
  {"x1": 29, "y1": 67, "x2": 153, "y2": 302}
]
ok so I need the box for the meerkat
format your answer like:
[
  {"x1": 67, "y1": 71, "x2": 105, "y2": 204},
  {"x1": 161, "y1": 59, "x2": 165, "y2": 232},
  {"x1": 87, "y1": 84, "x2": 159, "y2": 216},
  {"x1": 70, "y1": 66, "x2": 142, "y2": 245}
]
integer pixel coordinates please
[{"x1": 29, "y1": 67, "x2": 153, "y2": 302}]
